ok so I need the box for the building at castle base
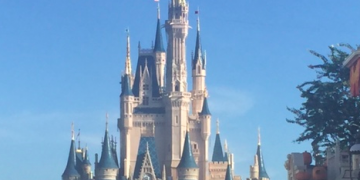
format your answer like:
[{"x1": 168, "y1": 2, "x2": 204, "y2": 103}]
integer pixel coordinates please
[
  {"x1": 61, "y1": 1, "x2": 271, "y2": 180},
  {"x1": 284, "y1": 138, "x2": 360, "y2": 180}
]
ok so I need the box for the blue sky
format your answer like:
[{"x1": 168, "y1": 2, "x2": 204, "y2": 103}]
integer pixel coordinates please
[{"x1": 1, "y1": 0, "x2": 360, "y2": 180}]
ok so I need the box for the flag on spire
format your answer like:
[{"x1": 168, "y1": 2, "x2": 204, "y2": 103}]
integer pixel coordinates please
[{"x1": 195, "y1": 10, "x2": 199, "y2": 14}]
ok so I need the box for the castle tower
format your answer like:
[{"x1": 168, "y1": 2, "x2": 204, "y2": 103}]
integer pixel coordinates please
[
  {"x1": 199, "y1": 97, "x2": 211, "y2": 180},
  {"x1": 62, "y1": 124, "x2": 81, "y2": 180},
  {"x1": 118, "y1": 32, "x2": 135, "y2": 178},
  {"x1": 191, "y1": 13, "x2": 207, "y2": 115},
  {"x1": 165, "y1": 0, "x2": 189, "y2": 92},
  {"x1": 153, "y1": 3, "x2": 166, "y2": 90},
  {"x1": 95, "y1": 121, "x2": 119, "y2": 180},
  {"x1": 82, "y1": 148, "x2": 92, "y2": 180},
  {"x1": 177, "y1": 127, "x2": 199, "y2": 180},
  {"x1": 163, "y1": 0, "x2": 192, "y2": 176},
  {"x1": 251, "y1": 128, "x2": 269, "y2": 180}
]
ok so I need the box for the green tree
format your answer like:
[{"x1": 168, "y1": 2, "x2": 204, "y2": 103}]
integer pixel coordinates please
[{"x1": 286, "y1": 44, "x2": 360, "y2": 165}]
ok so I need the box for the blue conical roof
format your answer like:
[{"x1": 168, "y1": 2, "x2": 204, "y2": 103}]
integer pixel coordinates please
[
  {"x1": 199, "y1": 97, "x2": 211, "y2": 116},
  {"x1": 153, "y1": 19, "x2": 165, "y2": 52},
  {"x1": 121, "y1": 74, "x2": 133, "y2": 96},
  {"x1": 192, "y1": 24, "x2": 204, "y2": 70},
  {"x1": 212, "y1": 133, "x2": 225, "y2": 162},
  {"x1": 98, "y1": 129, "x2": 118, "y2": 169},
  {"x1": 224, "y1": 165, "x2": 232, "y2": 180},
  {"x1": 62, "y1": 139, "x2": 80, "y2": 178},
  {"x1": 83, "y1": 149, "x2": 91, "y2": 165},
  {"x1": 177, "y1": 131, "x2": 198, "y2": 169},
  {"x1": 257, "y1": 144, "x2": 269, "y2": 179}
]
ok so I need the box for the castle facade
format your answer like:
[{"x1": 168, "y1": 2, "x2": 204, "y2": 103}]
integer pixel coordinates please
[{"x1": 61, "y1": 1, "x2": 270, "y2": 180}]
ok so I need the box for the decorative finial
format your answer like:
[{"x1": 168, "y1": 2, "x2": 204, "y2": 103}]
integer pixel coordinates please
[
  {"x1": 216, "y1": 119, "x2": 220, "y2": 134},
  {"x1": 258, "y1": 127, "x2": 261, "y2": 145},
  {"x1": 186, "y1": 121, "x2": 190, "y2": 132},
  {"x1": 157, "y1": 0, "x2": 161, "y2": 19},
  {"x1": 71, "y1": 122, "x2": 75, "y2": 140},
  {"x1": 77, "y1": 128, "x2": 81, "y2": 149},
  {"x1": 125, "y1": 29, "x2": 132, "y2": 75},
  {"x1": 204, "y1": 88, "x2": 209, "y2": 98},
  {"x1": 224, "y1": 139, "x2": 228, "y2": 152},
  {"x1": 106, "y1": 112, "x2": 109, "y2": 131},
  {"x1": 195, "y1": 7, "x2": 200, "y2": 32}
]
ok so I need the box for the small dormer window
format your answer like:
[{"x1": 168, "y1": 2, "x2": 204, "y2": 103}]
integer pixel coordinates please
[{"x1": 143, "y1": 84, "x2": 149, "y2": 91}]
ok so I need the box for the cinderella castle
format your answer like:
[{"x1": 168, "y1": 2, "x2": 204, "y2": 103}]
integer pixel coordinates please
[{"x1": 61, "y1": 1, "x2": 270, "y2": 180}]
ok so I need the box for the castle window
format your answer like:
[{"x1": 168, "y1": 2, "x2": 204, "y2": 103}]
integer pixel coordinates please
[
  {"x1": 143, "y1": 84, "x2": 149, "y2": 91},
  {"x1": 194, "y1": 144, "x2": 197, "y2": 149},
  {"x1": 175, "y1": 85, "x2": 180, "y2": 91},
  {"x1": 143, "y1": 96, "x2": 149, "y2": 105}
]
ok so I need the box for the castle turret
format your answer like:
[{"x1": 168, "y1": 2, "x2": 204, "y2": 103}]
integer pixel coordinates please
[
  {"x1": 212, "y1": 120, "x2": 226, "y2": 162},
  {"x1": 256, "y1": 128, "x2": 269, "y2": 180},
  {"x1": 118, "y1": 33, "x2": 135, "y2": 178},
  {"x1": 177, "y1": 127, "x2": 199, "y2": 180},
  {"x1": 96, "y1": 122, "x2": 119, "y2": 180},
  {"x1": 82, "y1": 148, "x2": 92, "y2": 180},
  {"x1": 153, "y1": 3, "x2": 166, "y2": 89},
  {"x1": 62, "y1": 124, "x2": 81, "y2": 180},
  {"x1": 191, "y1": 12, "x2": 207, "y2": 114}
]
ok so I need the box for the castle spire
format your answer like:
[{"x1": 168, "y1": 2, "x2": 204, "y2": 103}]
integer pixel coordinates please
[
  {"x1": 98, "y1": 118, "x2": 118, "y2": 169},
  {"x1": 256, "y1": 128, "x2": 269, "y2": 179},
  {"x1": 192, "y1": 9, "x2": 205, "y2": 70},
  {"x1": 177, "y1": 130, "x2": 198, "y2": 168},
  {"x1": 125, "y1": 29, "x2": 132, "y2": 75},
  {"x1": 224, "y1": 164, "x2": 233, "y2": 180},
  {"x1": 212, "y1": 119, "x2": 225, "y2": 162},
  {"x1": 153, "y1": 3, "x2": 165, "y2": 52},
  {"x1": 62, "y1": 123, "x2": 80, "y2": 180},
  {"x1": 199, "y1": 97, "x2": 211, "y2": 116}
]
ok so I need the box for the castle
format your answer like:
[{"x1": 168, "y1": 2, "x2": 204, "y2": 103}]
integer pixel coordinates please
[{"x1": 61, "y1": 1, "x2": 270, "y2": 180}]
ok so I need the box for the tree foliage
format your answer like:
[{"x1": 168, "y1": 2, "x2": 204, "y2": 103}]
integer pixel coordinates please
[{"x1": 287, "y1": 44, "x2": 360, "y2": 164}]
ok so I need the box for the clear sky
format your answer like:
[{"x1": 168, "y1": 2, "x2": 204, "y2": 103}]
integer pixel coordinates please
[{"x1": 1, "y1": 0, "x2": 360, "y2": 180}]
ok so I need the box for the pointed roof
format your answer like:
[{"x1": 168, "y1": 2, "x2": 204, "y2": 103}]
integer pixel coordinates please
[
  {"x1": 224, "y1": 165, "x2": 232, "y2": 180},
  {"x1": 62, "y1": 130, "x2": 80, "y2": 178},
  {"x1": 199, "y1": 97, "x2": 211, "y2": 116},
  {"x1": 134, "y1": 137, "x2": 161, "y2": 178},
  {"x1": 83, "y1": 148, "x2": 91, "y2": 165},
  {"x1": 121, "y1": 74, "x2": 133, "y2": 96},
  {"x1": 257, "y1": 128, "x2": 269, "y2": 179},
  {"x1": 177, "y1": 130, "x2": 198, "y2": 169},
  {"x1": 153, "y1": 4, "x2": 165, "y2": 52},
  {"x1": 212, "y1": 129, "x2": 225, "y2": 162},
  {"x1": 192, "y1": 13, "x2": 206, "y2": 70},
  {"x1": 98, "y1": 126, "x2": 118, "y2": 169}
]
